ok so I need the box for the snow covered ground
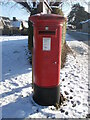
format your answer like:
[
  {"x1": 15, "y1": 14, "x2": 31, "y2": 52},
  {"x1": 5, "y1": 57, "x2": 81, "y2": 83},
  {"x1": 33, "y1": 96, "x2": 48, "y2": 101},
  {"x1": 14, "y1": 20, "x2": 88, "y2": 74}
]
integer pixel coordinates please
[{"x1": 0, "y1": 35, "x2": 89, "y2": 118}]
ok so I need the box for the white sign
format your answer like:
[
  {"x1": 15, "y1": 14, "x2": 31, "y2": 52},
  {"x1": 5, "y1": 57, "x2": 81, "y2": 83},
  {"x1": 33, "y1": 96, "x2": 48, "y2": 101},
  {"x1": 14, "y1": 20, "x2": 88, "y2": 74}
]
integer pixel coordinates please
[{"x1": 43, "y1": 37, "x2": 51, "y2": 51}]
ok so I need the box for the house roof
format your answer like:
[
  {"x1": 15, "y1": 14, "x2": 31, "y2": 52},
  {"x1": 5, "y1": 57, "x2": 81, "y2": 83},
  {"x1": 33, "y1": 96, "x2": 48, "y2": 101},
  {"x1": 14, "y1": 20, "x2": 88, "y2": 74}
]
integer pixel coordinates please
[
  {"x1": 51, "y1": 6, "x2": 59, "y2": 8},
  {"x1": 51, "y1": 2, "x2": 62, "y2": 6},
  {"x1": 0, "y1": 16, "x2": 11, "y2": 28},
  {"x1": 0, "y1": 16, "x2": 28, "y2": 29},
  {"x1": 0, "y1": 16, "x2": 10, "y2": 21}
]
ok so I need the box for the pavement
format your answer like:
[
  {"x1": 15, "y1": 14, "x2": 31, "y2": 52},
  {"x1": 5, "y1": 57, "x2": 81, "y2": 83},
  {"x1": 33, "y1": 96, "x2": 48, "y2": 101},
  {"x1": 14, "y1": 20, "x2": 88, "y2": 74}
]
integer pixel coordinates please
[{"x1": 66, "y1": 31, "x2": 90, "y2": 117}]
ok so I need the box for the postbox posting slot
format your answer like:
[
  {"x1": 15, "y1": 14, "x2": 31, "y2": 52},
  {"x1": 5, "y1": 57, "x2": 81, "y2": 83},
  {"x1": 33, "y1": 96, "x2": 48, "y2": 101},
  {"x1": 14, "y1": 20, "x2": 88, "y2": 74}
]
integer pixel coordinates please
[{"x1": 39, "y1": 31, "x2": 55, "y2": 35}]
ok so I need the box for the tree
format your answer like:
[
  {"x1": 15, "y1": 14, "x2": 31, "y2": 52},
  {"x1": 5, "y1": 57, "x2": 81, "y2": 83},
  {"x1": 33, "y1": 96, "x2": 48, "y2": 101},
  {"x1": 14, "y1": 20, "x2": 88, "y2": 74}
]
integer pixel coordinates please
[
  {"x1": 51, "y1": 7, "x2": 64, "y2": 16},
  {"x1": 68, "y1": 3, "x2": 90, "y2": 27}
]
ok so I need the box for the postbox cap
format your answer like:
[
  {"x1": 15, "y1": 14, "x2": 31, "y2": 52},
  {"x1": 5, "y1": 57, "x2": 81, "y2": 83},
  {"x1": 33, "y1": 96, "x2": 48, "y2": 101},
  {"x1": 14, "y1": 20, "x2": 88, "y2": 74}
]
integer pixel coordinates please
[{"x1": 30, "y1": 13, "x2": 65, "y2": 23}]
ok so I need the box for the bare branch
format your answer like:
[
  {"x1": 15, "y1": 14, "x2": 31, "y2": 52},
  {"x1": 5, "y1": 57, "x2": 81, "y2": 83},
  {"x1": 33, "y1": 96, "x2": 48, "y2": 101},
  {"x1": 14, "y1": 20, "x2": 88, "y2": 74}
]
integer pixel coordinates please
[
  {"x1": 13, "y1": 0, "x2": 32, "y2": 13},
  {"x1": 10, "y1": 3, "x2": 17, "y2": 8}
]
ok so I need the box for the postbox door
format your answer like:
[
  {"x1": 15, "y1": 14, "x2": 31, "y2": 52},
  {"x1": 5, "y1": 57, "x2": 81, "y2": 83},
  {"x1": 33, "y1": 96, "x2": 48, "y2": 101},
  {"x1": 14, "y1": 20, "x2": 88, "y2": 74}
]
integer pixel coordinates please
[{"x1": 34, "y1": 27, "x2": 61, "y2": 87}]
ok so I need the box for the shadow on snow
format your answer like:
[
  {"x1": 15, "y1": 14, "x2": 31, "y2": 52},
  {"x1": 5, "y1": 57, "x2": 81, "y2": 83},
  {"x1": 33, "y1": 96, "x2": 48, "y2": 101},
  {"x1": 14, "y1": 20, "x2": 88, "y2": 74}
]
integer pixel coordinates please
[{"x1": 2, "y1": 39, "x2": 32, "y2": 81}]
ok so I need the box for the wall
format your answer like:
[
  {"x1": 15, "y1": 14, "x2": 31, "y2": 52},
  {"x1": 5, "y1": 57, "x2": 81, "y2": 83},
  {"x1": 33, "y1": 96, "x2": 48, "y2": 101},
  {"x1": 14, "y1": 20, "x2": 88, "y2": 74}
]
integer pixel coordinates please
[
  {"x1": 82, "y1": 23, "x2": 88, "y2": 33},
  {"x1": 37, "y1": 2, "x2": 51, "y2": 14}
]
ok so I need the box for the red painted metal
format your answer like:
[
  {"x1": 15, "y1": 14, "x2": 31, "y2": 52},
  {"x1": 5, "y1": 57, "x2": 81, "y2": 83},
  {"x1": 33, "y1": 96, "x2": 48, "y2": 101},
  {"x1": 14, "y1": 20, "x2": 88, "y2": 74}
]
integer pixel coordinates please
[{"x1": 30, "y1": 14, "x2": 65, "y2": 88}]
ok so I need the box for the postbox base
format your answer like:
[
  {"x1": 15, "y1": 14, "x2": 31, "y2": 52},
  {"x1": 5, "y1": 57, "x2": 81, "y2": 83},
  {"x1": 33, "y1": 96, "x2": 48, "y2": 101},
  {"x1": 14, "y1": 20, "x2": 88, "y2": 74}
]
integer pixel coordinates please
[{"x1": 33, "y1": 83, "x2": 60, "y2": 106}]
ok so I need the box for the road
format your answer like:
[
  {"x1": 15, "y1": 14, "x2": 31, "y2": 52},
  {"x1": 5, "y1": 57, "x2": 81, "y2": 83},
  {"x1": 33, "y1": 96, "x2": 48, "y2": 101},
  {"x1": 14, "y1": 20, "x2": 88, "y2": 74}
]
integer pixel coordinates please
[{"x1": 66, "y1": 30, "x2": 90, "y2": 46}]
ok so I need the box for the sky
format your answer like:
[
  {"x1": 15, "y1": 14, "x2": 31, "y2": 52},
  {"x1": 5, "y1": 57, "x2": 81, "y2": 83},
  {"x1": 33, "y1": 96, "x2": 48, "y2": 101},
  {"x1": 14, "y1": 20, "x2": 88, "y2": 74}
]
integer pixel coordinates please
[
  {"x1": 0, "y1": 2, "x2": 30, "y2": 21},
  {"x1": 0, "y1": 0, "x2": 89, "y2": 21}
]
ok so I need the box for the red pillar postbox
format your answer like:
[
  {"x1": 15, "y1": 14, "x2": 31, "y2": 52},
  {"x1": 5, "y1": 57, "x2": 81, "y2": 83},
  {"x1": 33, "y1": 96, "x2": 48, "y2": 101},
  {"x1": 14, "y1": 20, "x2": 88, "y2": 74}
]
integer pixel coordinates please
[{"x1": 30, "y1": 14, "x2": 65, "y2": 106}]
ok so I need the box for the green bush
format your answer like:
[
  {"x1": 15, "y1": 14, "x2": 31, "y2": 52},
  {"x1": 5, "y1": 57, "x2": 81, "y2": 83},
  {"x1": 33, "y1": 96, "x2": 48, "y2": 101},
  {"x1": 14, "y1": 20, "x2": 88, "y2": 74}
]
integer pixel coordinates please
[
  {"x1": 51, "y1": 7, "x2": 67, "y2": 68},
  {"x1": 21, "y1": 29, "x2": 28, "y2": 35},
  {"x1": 2, "y1": 28, "x2": 11, "y2": 35},
  {"x1": 61, "y1": 18, "x2": 67, "y2": 49},
  {"x1": 11, "y1": 28, "x2": 21, "y2": 35},
  {"x1": 51, "y1": 7, "x2": 67, "y2": 52},
  {"x1": 2, "y1": 28, "x2": 28, "y2": 36}
]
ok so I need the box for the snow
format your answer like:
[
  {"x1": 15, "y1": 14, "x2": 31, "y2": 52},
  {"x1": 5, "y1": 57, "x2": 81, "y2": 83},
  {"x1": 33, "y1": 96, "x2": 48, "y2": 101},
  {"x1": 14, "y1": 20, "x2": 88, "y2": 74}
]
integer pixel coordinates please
[
  {"x1": 23, "y1": 21, "x2": 28, "y2": 28},
  {"x1": 80, "y1": 19, "x2": 90, "y2": 24},
  {"x1": 0, "y1": 35, "x2": 89, "y2": 118}
]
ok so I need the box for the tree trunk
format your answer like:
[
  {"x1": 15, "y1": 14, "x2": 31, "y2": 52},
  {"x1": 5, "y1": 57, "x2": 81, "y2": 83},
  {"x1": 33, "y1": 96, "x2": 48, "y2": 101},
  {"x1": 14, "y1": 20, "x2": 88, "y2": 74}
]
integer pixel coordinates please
[{"x1": 28, "y1": 20, "x2": 33, "y2": 51}]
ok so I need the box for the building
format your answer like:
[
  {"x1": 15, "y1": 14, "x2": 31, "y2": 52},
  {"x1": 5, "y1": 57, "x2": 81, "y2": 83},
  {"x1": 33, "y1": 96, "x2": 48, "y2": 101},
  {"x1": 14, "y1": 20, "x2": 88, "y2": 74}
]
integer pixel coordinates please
[
  {"x1": 11, "y1": 17, "x2": 28, "y2": 30},
  {"x1": 37, "y1": 0, "x2": 52, "y2": 14},
  {"x1": 0, "y1": 16, "x2": 12, "y2": 35},
  {"x1": 79, "y1": 19, "x2": 90, "y2": 33},
  {"x1": 0, "y1": 16, "x2": 11, "y2": 29},
  {"x1": 0, "y1": 16, "x2": 28, "y2": 35}
]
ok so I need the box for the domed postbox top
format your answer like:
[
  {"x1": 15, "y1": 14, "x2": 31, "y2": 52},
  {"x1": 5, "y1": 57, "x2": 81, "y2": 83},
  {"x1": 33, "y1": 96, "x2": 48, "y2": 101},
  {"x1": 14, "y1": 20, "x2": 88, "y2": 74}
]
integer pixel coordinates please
[{"x1": 29, "y1": 14, "x2": 65, "y2": 24}]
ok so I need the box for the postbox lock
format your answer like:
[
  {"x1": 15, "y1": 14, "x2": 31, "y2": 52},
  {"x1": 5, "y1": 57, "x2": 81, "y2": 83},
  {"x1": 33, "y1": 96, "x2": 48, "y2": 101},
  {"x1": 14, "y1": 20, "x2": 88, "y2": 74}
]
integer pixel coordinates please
[
  {"x1": 60, "y1": 24, "x2": 63, "y2": 26},
  {"x1": 53, "y1": 61, "x2": 57, "y2": 64},
  {"x1": 45, "y1": 26, "x2": 49, "y2": 30}
]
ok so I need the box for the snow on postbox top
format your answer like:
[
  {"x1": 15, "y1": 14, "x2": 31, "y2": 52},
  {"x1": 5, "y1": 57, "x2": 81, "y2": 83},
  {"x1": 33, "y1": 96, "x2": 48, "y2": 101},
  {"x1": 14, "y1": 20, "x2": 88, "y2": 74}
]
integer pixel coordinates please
[{"x1": 29, "y1": 14, "x2": 65, "y2": 25}]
